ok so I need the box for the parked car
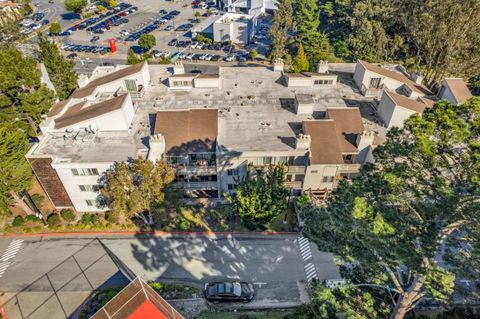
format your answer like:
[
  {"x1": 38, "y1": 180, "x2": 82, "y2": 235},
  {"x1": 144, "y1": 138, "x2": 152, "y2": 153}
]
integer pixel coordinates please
[
  {"x1": 204, "y1": 281, "x2": 254, "y2": 303},
  {"x1": 165, "y1": 25, "x2": 174, "y2": 31},
  {"x1": 168, "y1": 39, "x2": 177, "y2": 46},
  {"x1": 90, "y1": 35, "x2": 100, "y2": 42},
  {"x1": 224, "y1": 54, "x2": 235, "y2": 62},
  {"x1": 159, "y1": 9, "x2": 167, "y2": 14},
  {"x1": 66, "y1": 53, "x2": 77, "y2": 59}
]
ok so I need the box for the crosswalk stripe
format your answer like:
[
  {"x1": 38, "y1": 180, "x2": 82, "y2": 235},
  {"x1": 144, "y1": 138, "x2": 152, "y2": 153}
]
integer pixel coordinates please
[
  {"x1": 305, "y1": 268, "x2": 316, "y2": 277},
  {"x1": 306, "y1": 271, "x2": 317, "y2": 279},
  {"x1": 304, "y1": 263, "x2": 315, "y2": 272},
  {"x1": 301, "y1": 249, "x2": 311, "y2": 257},
  {"x1": 0, "y1": 262, "x2": 11, "y2": 271},
  {"x1": 302, "y1": 253, "x2": 312, "y2": 260},
  {"x1": 299, "y1": 242, "x2": 310, "y2": 250}
]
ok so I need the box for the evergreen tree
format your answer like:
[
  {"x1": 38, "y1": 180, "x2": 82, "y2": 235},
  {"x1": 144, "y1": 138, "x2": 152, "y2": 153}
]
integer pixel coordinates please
[
  {"x1": 301, "y1": 98, "x2": 480, "y2": 319},
  {"x1": 126, "y1": 48, "x2": 141, "y2": 65},
  {"x1": 226, "y1": 165, "x2": 288, "y2": 229},
  {"x1": 269, "y1": 0, "x2": 293, "y2": 60},
  {"x1": 37, "y1": 33, "x2": 78, "y2": 100},
  {"x1": 0, "y1": 49, "x2": 55, "y2": 215},
  {"x1": 292, "y1": 43, "x2": 309, "y2": 73}
]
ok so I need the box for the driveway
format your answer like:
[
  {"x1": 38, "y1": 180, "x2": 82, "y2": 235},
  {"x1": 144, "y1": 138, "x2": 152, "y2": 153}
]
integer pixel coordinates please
[{"x1": 0, "y1": 233, "x2": 340, "y2": 317}]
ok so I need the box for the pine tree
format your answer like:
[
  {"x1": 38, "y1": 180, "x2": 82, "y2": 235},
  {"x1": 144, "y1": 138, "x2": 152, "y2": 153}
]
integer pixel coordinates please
[
  {"x1": 269, "y1": 0, "x2": 293, "y2": 59},
  {"x1": 292, "y1": 43, "x2": 309, "y2": 73},
  {"x1": 301, "y1": 98, "x2": 480, "y2": 319},
  {"x1": 37, "y1": 33, "x2": 78, "y2": 100}
]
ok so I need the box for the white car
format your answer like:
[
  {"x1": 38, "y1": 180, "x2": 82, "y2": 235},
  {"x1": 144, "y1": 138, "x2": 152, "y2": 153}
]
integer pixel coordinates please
[
  {"x1": 201, "y1": 4, "x2": 208, "y2": 9},
  {"x1": 224, "y1": 54, "x2": 235, "y2": 62},
  {"x1": 190, "y1": 41, "x2": 199, "y2": 48},
  {"x1": 163, "y1": 51, "x2": 172, "y2": 58},
  {"x1": 179, "y1": 52, "x2": 187, "y2": 59},
  {"x1": 186, "y1": 53, "x2": 193, "y2": 59},
  {"x1": 195, "y1": 42, "x2": 203, "y2": 49},
  {"x1": 204, "y1": 54, "x2": 213, "y2": 61},
  {"x1": 210, "y1": 8, "x2": 218, "y2": 14}
]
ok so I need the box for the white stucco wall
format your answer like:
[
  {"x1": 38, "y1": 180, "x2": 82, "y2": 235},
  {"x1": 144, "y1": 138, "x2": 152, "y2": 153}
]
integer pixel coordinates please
[
  {"x1": 194, "y1": 77, "x2": 221, "y2": 88},
  {"x1": 53, "y1": 162, "x2": 113, "y2": 212},
  {"x1": 286, "y1": 77, "x2": 313, "y2": 87},
  {"x1": 439, "y1": 85, "x2": 458, "y2": 105},
  {"x1": 377, "y1": 92, "x2": 396, "y2": 128},
  {"x1": 303, "y1": 165, "x2": 339, "y2": 190}
]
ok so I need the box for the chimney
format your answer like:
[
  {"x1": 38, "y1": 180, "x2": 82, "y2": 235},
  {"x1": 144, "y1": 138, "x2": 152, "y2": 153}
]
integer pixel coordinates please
[
  {"x1": 273, "y1": 58, "x2": 284, "y2": 72},
  {"x1": 356, "y1": 131, "x2": 375, "y2": 164},
  {"x1": 173, "y1": 61, "x2": 184, "y2": 75},
  {"x1": 317, "y1": 60, "x2": 329, "y2": 73},
  {"x1": 411, "y1": 72, "x2": 424, "y2": 85},
  {"x1": 295, "y1": 134, "x2": 311, "y2": 150},
  {"x1": 77, "y1": 73, "x2": 90, "y2": 88},
  {"x1": 147, "y1": 134, "x2": 165, "y2": 162}
]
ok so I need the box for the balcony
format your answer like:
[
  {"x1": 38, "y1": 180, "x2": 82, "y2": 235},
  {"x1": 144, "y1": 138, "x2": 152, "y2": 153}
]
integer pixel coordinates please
[
  {"x1": 284, "y1": 181, "x2": 303, "y2": 189},
  {"x1": 339, "y1": 163, "x2": 361, "y2": 173},
  {"x1": 175, "y1": 166, "x2": 217, "y2": 175},
  {"x1": 361, "y1": 84, "x2": 384, "y2": 98},
  {"x1": 287, "y1": 165, "x2": 306, "y2": 173},
  {"x1": 173, "y1": 181, "x2": 218, "y2": 190}
]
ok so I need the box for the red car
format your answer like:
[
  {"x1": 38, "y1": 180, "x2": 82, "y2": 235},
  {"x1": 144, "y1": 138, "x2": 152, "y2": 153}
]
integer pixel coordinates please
[
  {"x1": 191, "y1": 1, "x2": 200, "y2": 4},
  {"x1": 119, "y1": 12, "x2": 127, "y2": 16}
]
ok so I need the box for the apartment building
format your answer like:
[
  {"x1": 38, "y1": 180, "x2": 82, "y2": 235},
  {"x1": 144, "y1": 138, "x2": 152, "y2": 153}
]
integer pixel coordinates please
[
  {"x1": 353, "y1": 60, "x2": 472, "y2": 129},
  {"x1": 28, "y1": 60, "x2": 376, "y2": 212}
]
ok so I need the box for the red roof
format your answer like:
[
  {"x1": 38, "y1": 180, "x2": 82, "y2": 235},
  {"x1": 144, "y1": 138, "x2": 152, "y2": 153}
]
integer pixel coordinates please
[{"x1": 128, "y1": 300, "x2": 168, "y2": 319}]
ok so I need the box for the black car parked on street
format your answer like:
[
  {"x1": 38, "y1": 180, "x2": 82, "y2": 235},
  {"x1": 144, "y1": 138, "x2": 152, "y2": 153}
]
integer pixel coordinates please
[{"x1": 204, "y1": 281, "x2": 254, "y2": 303}]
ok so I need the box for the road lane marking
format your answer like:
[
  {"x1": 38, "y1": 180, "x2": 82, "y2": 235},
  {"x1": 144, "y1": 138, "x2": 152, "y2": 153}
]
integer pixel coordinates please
[
  {"x1": 0, "y1": 239, "x2": 23, "y2": 278},
  {"x1": 297, "y1": 237, "x2": 319, "y2": 283}
]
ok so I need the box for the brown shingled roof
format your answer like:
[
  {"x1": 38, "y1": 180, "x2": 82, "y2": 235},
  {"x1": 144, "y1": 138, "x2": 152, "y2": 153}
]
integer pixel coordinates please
[
  {"x1": 154, "y1": 109, "x2": 218, "y2": 155},
  {"x1": 54, "y1": 94, "x2": 128, "y2": 129},
  {"x1": 304, "y1": 108, "x2": 364, "y2": 164},
  {"x1": 47, "y1": 99, "x2": 70, "y2": 117},
  {"x1": 359, "y1": 60, "x2": 432, "y2": 96},
  {"x1": 443, "y1": 78, "x2": 472, "y2": 104},
  {"x1": 71, "y1": 61, "x2": 146, "y2": 99},
  {"x1": 303, "y1": 120, "x2": 344, "y2": 164},
  {"x1": 327, "y1": 108, "x2": 364, "y2": 153},
  {"x1": 385, "y1": 91, "x2": 428, "y2": 113}
]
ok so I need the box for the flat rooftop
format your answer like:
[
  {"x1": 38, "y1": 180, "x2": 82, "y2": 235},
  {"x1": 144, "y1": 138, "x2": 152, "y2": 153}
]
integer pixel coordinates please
[{"x1": 29, "y1": 105, "x2": 152, "y2": 163}]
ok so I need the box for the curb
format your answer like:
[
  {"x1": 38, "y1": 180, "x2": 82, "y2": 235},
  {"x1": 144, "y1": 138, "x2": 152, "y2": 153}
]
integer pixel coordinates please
[{"x1": 0, "y1": 230, "x2": 299, "y2": 238}]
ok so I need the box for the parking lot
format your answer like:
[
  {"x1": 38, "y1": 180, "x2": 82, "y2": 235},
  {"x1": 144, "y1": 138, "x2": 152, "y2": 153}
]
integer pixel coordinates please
[{"x1": 52, "y1": 0, "x2": 272, "y2": 63}]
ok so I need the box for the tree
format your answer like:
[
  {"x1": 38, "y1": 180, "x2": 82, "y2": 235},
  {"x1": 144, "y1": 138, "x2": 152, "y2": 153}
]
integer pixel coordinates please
[
  {"x1": 301, "y1": 98, "x2": 480, "y2": 319},
  {"x1": 138, "y1": 34, "x2": 156, "y2": 51},
  {"x1": 287, "y1": 284, "x2": 390, "y2": 319},
  {"x1": 49, "y1": 21, "x2": 61, "y2": 35},
  {"x1": 108, "y1": 0, "x2": 117, "y2": 8},
  {"x1": 126, "y1": 48, "x2": 141, "y2": 65},
  {"x1": 37, "y1": 33, "x2": 78, "y2": 100},
  {"x1": 248, "y1": 48, "x2": 258, "y2": 60},
  {"x1": 0, "y1": 49, "x2": 55, "y2": 215},
  {"x1": 292, "y1": 43, "x2": 309, "y2": 73},
  {"x1": 64, "y1": 0, "x2": 87, "y2": 13},
  {"x1": 226, "y1": 165, "x2": 288, "y2": 229},
  {"x1": 100, "y1": 159, "x2": 176, "y2": 224},
  {"x1": 268, "y1": 0, "x2": 293, "y2": 60}
]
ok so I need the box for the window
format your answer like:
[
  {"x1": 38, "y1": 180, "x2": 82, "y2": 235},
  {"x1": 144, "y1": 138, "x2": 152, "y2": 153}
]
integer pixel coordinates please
[
  {"x1": 227, "y1": 184, "x2": 234, "y2": 190},
  {"x1": 173, "y1": 80, "x2": 193, "y2": 87},
  {"x1": 79, "y1": 185, "x2": 100, "y2": 192},
  {"x1": 124, "y1": 79, "x2": 137, "y2": 92},
  {"x1": 85, "y1": 199, "x2": 97, "y2": 207},
  {"x1": 227, "y1": 169, "x2": 239, "y2": 176},
  {"x1": 258, "y1": 156, "x2": 272, "y2": 165},
  {"x1": 368, "y1": 77, "x2": 382, "y2": 89},
  {"x1": 276, "y1": 156, "x2": 288, "y2": 164},
  {"x1": 72, "y1": 168, "x2": 99, "y2": 176},
  {"x1": 314, "y1": 79, "x2": 334, "y2": 85},
  {"x1": 322, "y1": 176, "x2": 335, "y2": 183}
]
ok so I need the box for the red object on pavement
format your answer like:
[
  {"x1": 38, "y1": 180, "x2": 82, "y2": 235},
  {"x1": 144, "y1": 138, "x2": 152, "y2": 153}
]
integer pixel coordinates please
[{"x1": 109, "y1": 38, "x2": 117, "y2": 53}]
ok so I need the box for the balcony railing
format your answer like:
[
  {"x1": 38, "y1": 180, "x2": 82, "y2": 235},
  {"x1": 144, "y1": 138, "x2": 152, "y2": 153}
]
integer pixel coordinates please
[
  {"x1": 173, "y1": 181, "x2": 218, "y2": 190},
  {"x1": 287, "y1": 166, "x2": 306, "y2": 173},
  {"x1": 175, "y1": 166, "x2": 217, "y2": 175},
  {"x1": 284, "y1": 181, "x2": 303, "y2": 189},
  {"x1": 339, "y1": 163, "x2": 361, "y2": 172},
  {"x1": 361, "y1": 84, "x2": 384, "y2": 98}
]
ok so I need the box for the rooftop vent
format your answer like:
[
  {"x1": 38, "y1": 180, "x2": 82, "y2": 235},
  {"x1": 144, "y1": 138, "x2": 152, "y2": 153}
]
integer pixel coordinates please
[{"x1": 317, "y1": 60, "x2": 329, "y2": 74}]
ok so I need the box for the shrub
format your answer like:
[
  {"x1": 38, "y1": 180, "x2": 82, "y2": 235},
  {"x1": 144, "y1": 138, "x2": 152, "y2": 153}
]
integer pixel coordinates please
[
  {"x1": 175, "y1": 216, "x2": 191, "y2": 230},
  {"x1": 195, "y1": 34, "x2": 212, "y2": 44},
  {"x1": 80, "y1": 213, "x2": 100, "y2": 225},
  {"x1": 96, "y1": 4, "x2": 106, "y2": 11},
  {"x1": 25, "y1": 214, "x2": 42, "y2": 223},
  {"x1": 60, "y1": 209, "x2": 76, "y2": 222},
  {"x1": 149, "y1": 282, "x2": 163, "y2": 291},
  {"x1": 47, "y1": 214, "x2": 62, "y2": 227},
  {"x1": 31, "y1": 193, "x2": 44, "y2": 209},
  {"x1": 12, "y1": 215, "x2": 25, "y2": 227}
]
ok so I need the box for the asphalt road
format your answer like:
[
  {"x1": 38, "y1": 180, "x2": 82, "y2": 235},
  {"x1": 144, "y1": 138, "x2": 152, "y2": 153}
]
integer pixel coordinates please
[{"x1": 0, "y1": 234, "x2": 340, "y2": 316}]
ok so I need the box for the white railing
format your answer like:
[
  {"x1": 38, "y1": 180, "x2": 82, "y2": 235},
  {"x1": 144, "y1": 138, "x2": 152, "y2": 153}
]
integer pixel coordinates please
[{"x1": 173, "y1": 181, "x2": 218, "y2": 190}]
